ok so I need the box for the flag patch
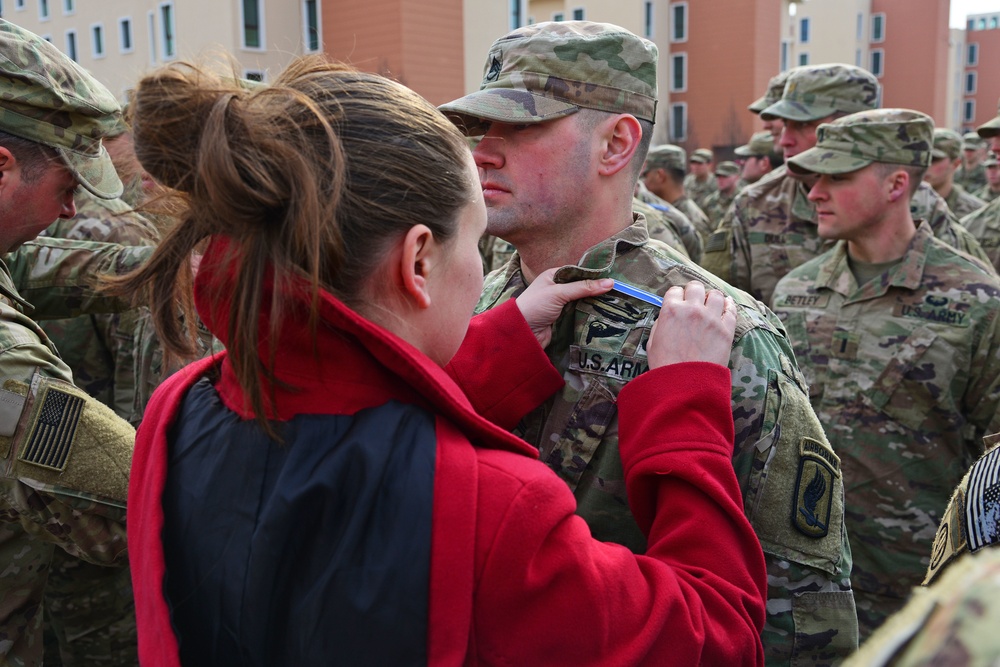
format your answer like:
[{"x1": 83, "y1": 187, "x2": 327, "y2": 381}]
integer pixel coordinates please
[
  {"x1": 19, "y1": 386, "x2": 84, "y2": 472},
  {"x1": 966, "y1": 446, "x2": 1000, "y2": 552}
]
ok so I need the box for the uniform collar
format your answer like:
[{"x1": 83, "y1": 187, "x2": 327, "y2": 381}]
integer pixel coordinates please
[{"x1": 0, "y1": 258, "x2": 34, "y2": 313}]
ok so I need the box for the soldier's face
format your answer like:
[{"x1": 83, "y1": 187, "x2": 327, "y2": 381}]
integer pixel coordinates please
[
  {"x1": 741, "y1": 156, "x2": 770, "y2": 183},
  {"x1": 717, "y1": 174, "x2": 740, "y2": 192},
  {"x1": 780, "y1": 117, "x2": 828, "y2": 160},
  {"x1": 472, "y1": 115, "x2": 594, "y2": 246},
  {"x1": 689, "y1": 162, "x2": 710, "y2": 177},
  {"x1": 987, "y1": 164, "x2": 1000, "y2": 188},
  {"x1": 991, "y1": 135, "x2": 1000, "y2": 154},
  {"x1": 807, "y1": 165, "x2": 889, "y2": 242},
  {"x1": 0, "y1": 155, "x2": 78, "y2": 253},
  {"x1": 762, "y1": 118, "x2": 784, "y2": 141},
  {"x1": 923, "y1": 157, "x2": 957, "y2": 190}
]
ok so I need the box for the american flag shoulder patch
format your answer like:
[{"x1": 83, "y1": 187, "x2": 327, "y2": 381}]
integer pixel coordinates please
[
  {"x1": 18, "y1": 385, "x2": 85, "y2": 472},
  {"x1": 966, "y1": 446, "x2": 1000, "y2": 553}
]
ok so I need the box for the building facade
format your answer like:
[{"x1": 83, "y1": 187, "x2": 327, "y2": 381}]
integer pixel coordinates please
[{"x1": 962, "y1": 12, "x2": 1000, "y2": 132}]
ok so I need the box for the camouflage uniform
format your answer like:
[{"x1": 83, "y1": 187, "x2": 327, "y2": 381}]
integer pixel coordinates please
[
  {"x1": 683, "y1": 148, "x2": 718, "y2": 211},
  {"x1": 443, "y1": 22, "x2": 858, "y2": 665},
  {"x1": 631, "y1": 199, "x2": 692, "y2": 260},
  {"x1": 934, "y1": 128, "x2": 989, "y2": 218},
  {"x1": 634, "y1": 182, "x2": 702, "y2": 262},
  {"x1": 644, "y1": 145, "x2": 714, "y2": 243},
  {"x1": 959, "y1": 105, "x2": 1000, "y2": 274},
  {"x1": 956, "y1": 132, "x2": 989, "y2": 193},
  {"x1": 701, "y1": 161, "x2": 742, "y2": 227},
  {"x1": 0, "y1": 21, "x2": 144, "y2": 666},
  {"x1": 945, "y1": 184, "x2": 987, "y2": 217},
  {"x1": 974, "y1": 183, "x2": 1000, "y2": 202},
  {"x1": 772, "y1": 109, "x2": 1000, "y2": 640}
]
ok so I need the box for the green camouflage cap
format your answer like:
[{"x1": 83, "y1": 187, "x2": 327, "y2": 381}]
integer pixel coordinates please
[
  {"x1": 932, "y1": 128, "x2": 963, "y2": 161},
  {"x1": 645, "y1": 144, "x2": 686, "y2": 171},
  {"x1": 0, "y1": 20, "x2": 122, "y2": 199},
  {"x1": 761, "y1": 64, "x2": 880, "y2": 122},
  {"x1": 440, "y1": 21, "x2": 657, "y2": 135},
  {"x1": 735, "y1": 130, "x2": 776, "y2": 157},
  {"x1": 714, "y1": 160, "x2": 740, "y2": 177},
  {"x1": 690, "y1": 148, "x2": 713, "y2": 163},
  {"x1": 978, "y1": 97, "x2": 1000, "y2": 138},
  {"x1": 787, "y1": 108, "x2": 932, "y2": 176},
  {"x1": 986, "y1": 151, "x2": 999, "y2": 167},
  {"x1": 748, "y1": 70, "x2": 791, "y2": 114},
  {"x1": 964, "y1": 131, "x2": 987, "y2": 149}
]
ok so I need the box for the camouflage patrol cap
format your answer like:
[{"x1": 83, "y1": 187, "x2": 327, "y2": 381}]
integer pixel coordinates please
[
  {"x1": 690, "y1": 148, "x2": 713, "y2": 164},
  {"x1": 978, "y1": 97, "x2": 1000, "y2": 138},
  {"x1": 714, "y1": 161, "x2": 740, "y2": 177},
  {"x1": 932, "y1": 128, "x2": 963, "y2": 161},
  {"x1": 986, "y1": 151, "x2": 999, "y2": 167},
  {"x1": 439, "y1": 21, "x2": 657, "y2": 135},
  {"x1": 645, "y1": 144, "x2": 686, "y2": 171},
  {"x1": 735, "y1": 131, "x2": 777, "y2": 157},
  {"x1": 964, "y1": 131, "x2": 986, "y2": 149},
  {"x1": 787, "y1": 108, "x2": 933, "y2": 176},
  {"x1": 0, "y1": 20, "x2": 122, "y2": 199},
  {"x1": 760, "y1": 64, "x2": 880, "y2": 123},
  {"x1": 748, "y1": 70, "x2": 791, "y2": 114}
]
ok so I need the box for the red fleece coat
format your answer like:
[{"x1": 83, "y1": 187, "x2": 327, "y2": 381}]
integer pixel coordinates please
[{"x1": 129, "y1": 238, "x2": 766, "y2": 666}]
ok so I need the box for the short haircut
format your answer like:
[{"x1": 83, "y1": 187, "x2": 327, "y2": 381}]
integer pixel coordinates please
[{"x1": 0, "y1": 130, "x2": 58, "y2": 183}]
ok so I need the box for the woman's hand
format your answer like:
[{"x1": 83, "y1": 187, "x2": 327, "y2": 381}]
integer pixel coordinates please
[
  {"x1": 647, "y1": 281, "x2": 736, "y2": 369},
  {"x1": 516, "y1": 270, "x2": 614, "y2": 348}
]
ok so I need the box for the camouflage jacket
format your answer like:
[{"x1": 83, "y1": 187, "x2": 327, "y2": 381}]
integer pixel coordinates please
[
  {"x1": 974, "y1": 184, "x2": 1000, "y2": 202},
  {"x1": 702, "y1": 167, "x2": 991, "y2": 305},
  {"x1": 956, "y1": 162, "x2": 987, "y2": 193},
  {"x1": 961, "y1": 197, "x2": 1000, "y2": 274},
  {"x1": 479, "y1": 216, "x2": 858, "y2": 666},
  {"x1": 683, "y1": 172, "x2": 717, "y2": 211},
  {"x1": 672, "y1": 193, "x2": 713, "y2": 243},
  {"x1": 772, "y1": 222, "x2": 1000, "y2": 632},
  {"x1": 633, "y1": 198, "x2": 701, "y2": 262},
  {"x1": 701, "y1": 187, "x2": 738, "y2": 229},
  {"x1": 38, "y1": 192, "x2": 159, "y2": 420},
  {"x1": 945, "y1": 183, "x2": 988, "y2": 219},
  {"x1": 0, "y1": 259, "x2": 133, "y2": 666}
]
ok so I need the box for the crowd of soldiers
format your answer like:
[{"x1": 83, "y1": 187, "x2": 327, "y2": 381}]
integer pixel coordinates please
[{"x1": 2, "y1": 9, "x2": 1000, "y2": 667}]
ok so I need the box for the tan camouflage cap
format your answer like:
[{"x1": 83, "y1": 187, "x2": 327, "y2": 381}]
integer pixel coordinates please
[
  {"x1": 978, "y1": 97, "x2": 1000, "y2": 138},
  {"x1": 690, "y1": 148, "x2": 713, "y2": 164},
  {"x1": 932, "y1": 128, "x2": 963, "y2": 161},
  {"x1": 964, "y1": 131, "x2": 987, "y2": 149},
  {"x1": 0, "y1": 20, "x2": 122, "y2": 198},
  {"x1": 986, "y1": 151, "x2": 999, "y2": 167},
  {"x1": 787, "y1": 108, "x2": 933, "y2": 176},
  {"x1": 735, "y1": 131, "x2": 777, "y2": 157},
  {"x1": 645, "y1": 144, "x2": 686, "y2": 171},
  {"x1": 760, "y1": 64, "x2": 880, "y2": 123},
  {"x1": 439, "y1": 21, "x2": 657, "y2": 135},
  {"x1": 748, "y1": 70, "x2": 791, "y2": 114},
  {"x1": 714, "y1": 161, "x2": 740, "y2": 177}
]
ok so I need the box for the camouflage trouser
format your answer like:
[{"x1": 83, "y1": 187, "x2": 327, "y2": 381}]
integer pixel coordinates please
[
  {"x1": 854, "y1": 588, "x2": 907, "y2": 644},
  {"x1": 42, "y1": 550, "x2": 137, "y2": 667}
]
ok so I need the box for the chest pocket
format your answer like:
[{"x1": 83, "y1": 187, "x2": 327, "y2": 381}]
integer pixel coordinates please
[
  {"x1": 862, "y1": 326, "x2": 942, "y2": 432},
  {"x1": 776, "y1": 310, "x2": 826, "y2": 402}
]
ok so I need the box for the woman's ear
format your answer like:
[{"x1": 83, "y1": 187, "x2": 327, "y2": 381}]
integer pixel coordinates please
[{"x1": 398, "y1": 224, "x2": 437, "y2": 309}]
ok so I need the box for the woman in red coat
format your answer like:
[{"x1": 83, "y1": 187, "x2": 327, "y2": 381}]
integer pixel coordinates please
[{"x1": 121, "y1": 56, "x2": 767, "y2": 666}]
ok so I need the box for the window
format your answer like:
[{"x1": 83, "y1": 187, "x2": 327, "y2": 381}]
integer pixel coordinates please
[
  {"x1": 303, "y1": 0, "x2": 319, "y2": 51},
  {"x1": 15, "y1": 0, "x2": 23, "y2": 10},
  {"x1": 855, "y1": 48, "x2": 862, "y2": 66},
  {"x1": 799, "y1": 18, "x2": 810, "y2": 43},
  {"x1": 870, "y1": 49, "x2": 884, "y2": 77},
  {"x1": 552, "y1": 12, "x2": 563, "y2": 21},
  {"x1": 242, "y1": 0, "x2": 262, "y2": 49},
  {"x1": 669, "y1": 52, "x2": 686, "y2": 92},
  {"x1": 63, "y1": 0, "x2": 72, "y2": 14},
  {"x1": 966, "y1": 71, "x2": 977, "y2": 94},
  {"x1": 991, "y1": 16, "x2": 998, "y2": 29},
  {"x1": 245, "y1": 70, "x2": 264, "y2": 82},
  {"x1": 508, "y1": 0, "x2": 523, "y2": 30},
  {"x1": 644, "y1": 1, "x2": 654, "y2": 38},
  {"x1": 968, "y1": 18, "x2": 975, "y2": 30},
  {"x1": 780, "y1": 40, "x2": 790, "y2": 72},
  {"x1": 119, "y1": 17, "x2": 133, "y2": 53},
  {"x1": 968, "y1": 43, "x2": 979, "y2": 65},
  {"x1": 871, "y1": 13, "x2": 885, "y2": 43},
  {"x1": 572, "y1": 8, "x2": 584, "y2": 20},
  {"x1": 798, "y1": 53, "x2": 809, "y2": 66},
  {"x1": 978, "y1": 18, "x2": 986, "y2": 29},
  {"x1": 39, "y1": 0, "x2": 48, "y2": 19},
  {"x1": 159, "y1": 2, "x2": 175, "y2": 59},
  {"x1": 669, "y1": 103, "x2": 687, "y2": 142},
  {"x1": 91, "y1": 23, "x2": 104, "y2": 58},
  {"x1": 857, "y1": 13, "x2": 863, "y2": 39},
  {"x1": 964, "y1": 100, "x2": 975, "y2": 123},
  {"x1": 670, "y1": 3, "x2": 687, "y2": 42},
  {"x1": 42, "y1": 34, "x2": 52, "y2": 42},
  {"x1": 65, "y1": 29, "x2": 76, "y2": 61},
  {"x1": 147, "y1": 11, "x2": 157, "y2": 64}
]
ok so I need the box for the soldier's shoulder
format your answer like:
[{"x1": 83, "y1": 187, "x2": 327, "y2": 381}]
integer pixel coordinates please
[{"x1": 925, "y1": 235, "x2": 1000, "y2": 288}]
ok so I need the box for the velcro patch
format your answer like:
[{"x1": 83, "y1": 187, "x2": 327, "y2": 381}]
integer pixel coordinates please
[
  {"x1": 705, "y1": 230, "x2": 727, "y2": 253},
  {"x1": 893, "y1": 299, "x2": 971, "y2": 328},
  {"x1": 793, "y1": 437, "x2": 839, "y2": 538},
  {"x1": 18, "y1": 385, "x2": 84, "y2": 471},
  {"x1": 966, "y1": 446, "x2": 1000, "y2": 552},
  {"x1": 773, "y1": 293, "x2": 830, "y2": 309}
]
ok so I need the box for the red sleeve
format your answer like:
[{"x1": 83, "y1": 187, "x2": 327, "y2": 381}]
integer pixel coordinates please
[
  {"x1": 469, "y1": 361, "x2": 766, "y2": 666},
  {"x1": 445, "y1": 298, "x2": 563, "y2": 430}
]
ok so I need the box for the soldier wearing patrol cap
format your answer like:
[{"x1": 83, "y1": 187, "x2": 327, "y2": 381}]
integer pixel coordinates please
[
  {"x1": 701, "y1": 63, "x2": 989, "y2": 304},
  {"x1": 770, "y1": 108, "x2": 1000, "y2": 639},
  {"x1": 957, "y1": 130, "x2": 989, "y2": 192},
  {"x1": 975, "y1": 151, "x2": 1000, "y2": 202},
  {"x1": 960, "y1": 98, "x2": 1000, "y2": 273},
  {"x1": 701, "y1": 160, "x2": 741, "y2": 227},
  {"x1": 925, "y1": 128, "x2": 987, "y2": 218},
  {"x1": 683, "y1": 147, "x2": 718, "y2": 212},
  {"x1": 749, "y1": 70, "x2": 796, "y2": 147},
  {"x1": 0, "y1": 19, "x2": 136, "y2": 667},
  {"x1": 641, "y1": 144, "x2": 713, "y2": 244},
  {"x1": 442, "y1": 20, "x2": 858, "y2": 666},
  {"x1": 735, "y1": 130, "x2": 783, "y2": 184}
]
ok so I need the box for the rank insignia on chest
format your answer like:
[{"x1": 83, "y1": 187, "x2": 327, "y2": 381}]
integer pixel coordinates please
[
  {"x1": 793, "y1": 437, "x2": 840, "y2": 539},
  {"x1": 830, "y1": 330, "x2": 859, "y2": 360}
]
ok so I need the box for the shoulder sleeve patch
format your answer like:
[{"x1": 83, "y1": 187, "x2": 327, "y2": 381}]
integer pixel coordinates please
[{"x1": 18, "y1": 384, "x2": 84, "y2": 471}]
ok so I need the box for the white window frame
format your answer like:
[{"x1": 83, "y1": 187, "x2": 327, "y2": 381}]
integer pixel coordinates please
[
  {"x1": 159, "y1": 1, "x2": 176, "y2": 60},
  {"x1": 571, "y1": 7, "x2": 584, "y2": 20},
  {"x1": 14, "y1": 0, "x2": 24, "y2": 10},
  {"x1": 91, "y1": 22, "x2": 105, "y2": 59},
  {"x1": 964, "y1": 99, "x2": 975, "y2": 123},
  {"x1": 856, "y1": 13, "x2": 863, "y2": 40},
  {"x1": 62, "y1": 0, "x2": 73, "y2": 16},
  {"x1": 968, "y1": 43, "x2": 979, "y2": 66},
  {"x1": 244, "y1": 69, "x2": 265, "y2": 83},
  {"x1": 965, "y1": 71, "x2": 977, "y2": 95},
  {"x1": 799, "y1": 17, "x2": 810, "y2": 44},
  {"x1": 669, "y1": 52, "x2": 687, "y2": 93},
  {"x1": 241, "y1": 0, "x2": 265, "y2": 50},
  {"x1": 780, "y1": 39, "x2": 791, "y2": 72},
  {"x1": 508, "y1": 0, "x2": 525, "y2": 30},
  {"x1": 644, "y1": 1, "x2": 654, "y2": 39},
  {"x1": 669, "y1": 102, "x2": 687, "y2": 142},
  {"x1": 39, "y1": 0, "x2": 49, "y2": 20},
  {"x1": 855, "y1": 48, "x2": 862, "y2": 67},
  {"x1": 302, "y1": 0, "x2": 321, "y2": 53},
  {"x1": 798, "y1": 52, "x2": 809, "y2": 66},
  {"x1": 871, "y1": 13, "x2": 885, "y2": 43},
  {"x1": 64, "y1": 28, "x2": 76, "y2": 61},
  {"x1": 119, "y1": 17, "x2": 134, "y2": 54},
  {"x1": 670, "y1": 2, "x2": 687, "y2": 43},
  {"x1": 147, "y1": 10, "x2": 157, "y2": 65},
  {"x1": 870, "y1": 48, "x2": 884, "y2": 77}
]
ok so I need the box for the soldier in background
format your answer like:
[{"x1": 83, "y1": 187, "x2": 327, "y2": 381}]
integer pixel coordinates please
[
  {"x1": 735, "y1": 131, "x2": 783, "y2": 185},
  {"x1": 701, "y1": 160, "x2": 741, "y2": 227},
  {"x1": 641, "y1": 145, "x2": 713, "y2": 243},
  {"x1": 442, "y1": 20, "x2": 858, "y2": 666},
  {"x1": 962, "y1": 99, "x2": 1000, "y2": 274},
  {"x1": 771, "y1": 109, "x2": 1000, "y2": 639},
  {"x1": 683, "y1": 147, "x2": 717, "y2": 211},
  {"x1": 925, "y1": 128, "x2": 987, "y2": 218},
  {"x1": 975, "y1": 151, "x2": 1000, "y2": 202},
  {"x1": 956, "y1": 131, "x2": 989, "y2": 192},
  {"x1": 748, "y1": 70, "x2": 795, "y2": 147}
]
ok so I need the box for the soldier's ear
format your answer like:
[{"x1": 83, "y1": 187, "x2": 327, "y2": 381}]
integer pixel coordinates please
[
  {"x1": 597, "y1": 114, "x2": 642, "y2": 178},
  {"x1": 887, "y1": 168, "x2": 909, "y2": 203},
  {"x1": 0, "y1": 147, "x2": 14, "y2": 193}
]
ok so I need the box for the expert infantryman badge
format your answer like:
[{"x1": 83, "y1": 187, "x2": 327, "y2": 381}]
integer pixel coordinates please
[{"x1": 793, "y1": 437, "x2": 840, "y2": 538}]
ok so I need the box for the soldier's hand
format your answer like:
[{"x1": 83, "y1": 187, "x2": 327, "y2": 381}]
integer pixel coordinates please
[
  {"x1": 516, "y1": 269, "x2": 613, "y2": 349},
  {"x1": 647, "y1": 281, "x2": 736, "y2": 369}
]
